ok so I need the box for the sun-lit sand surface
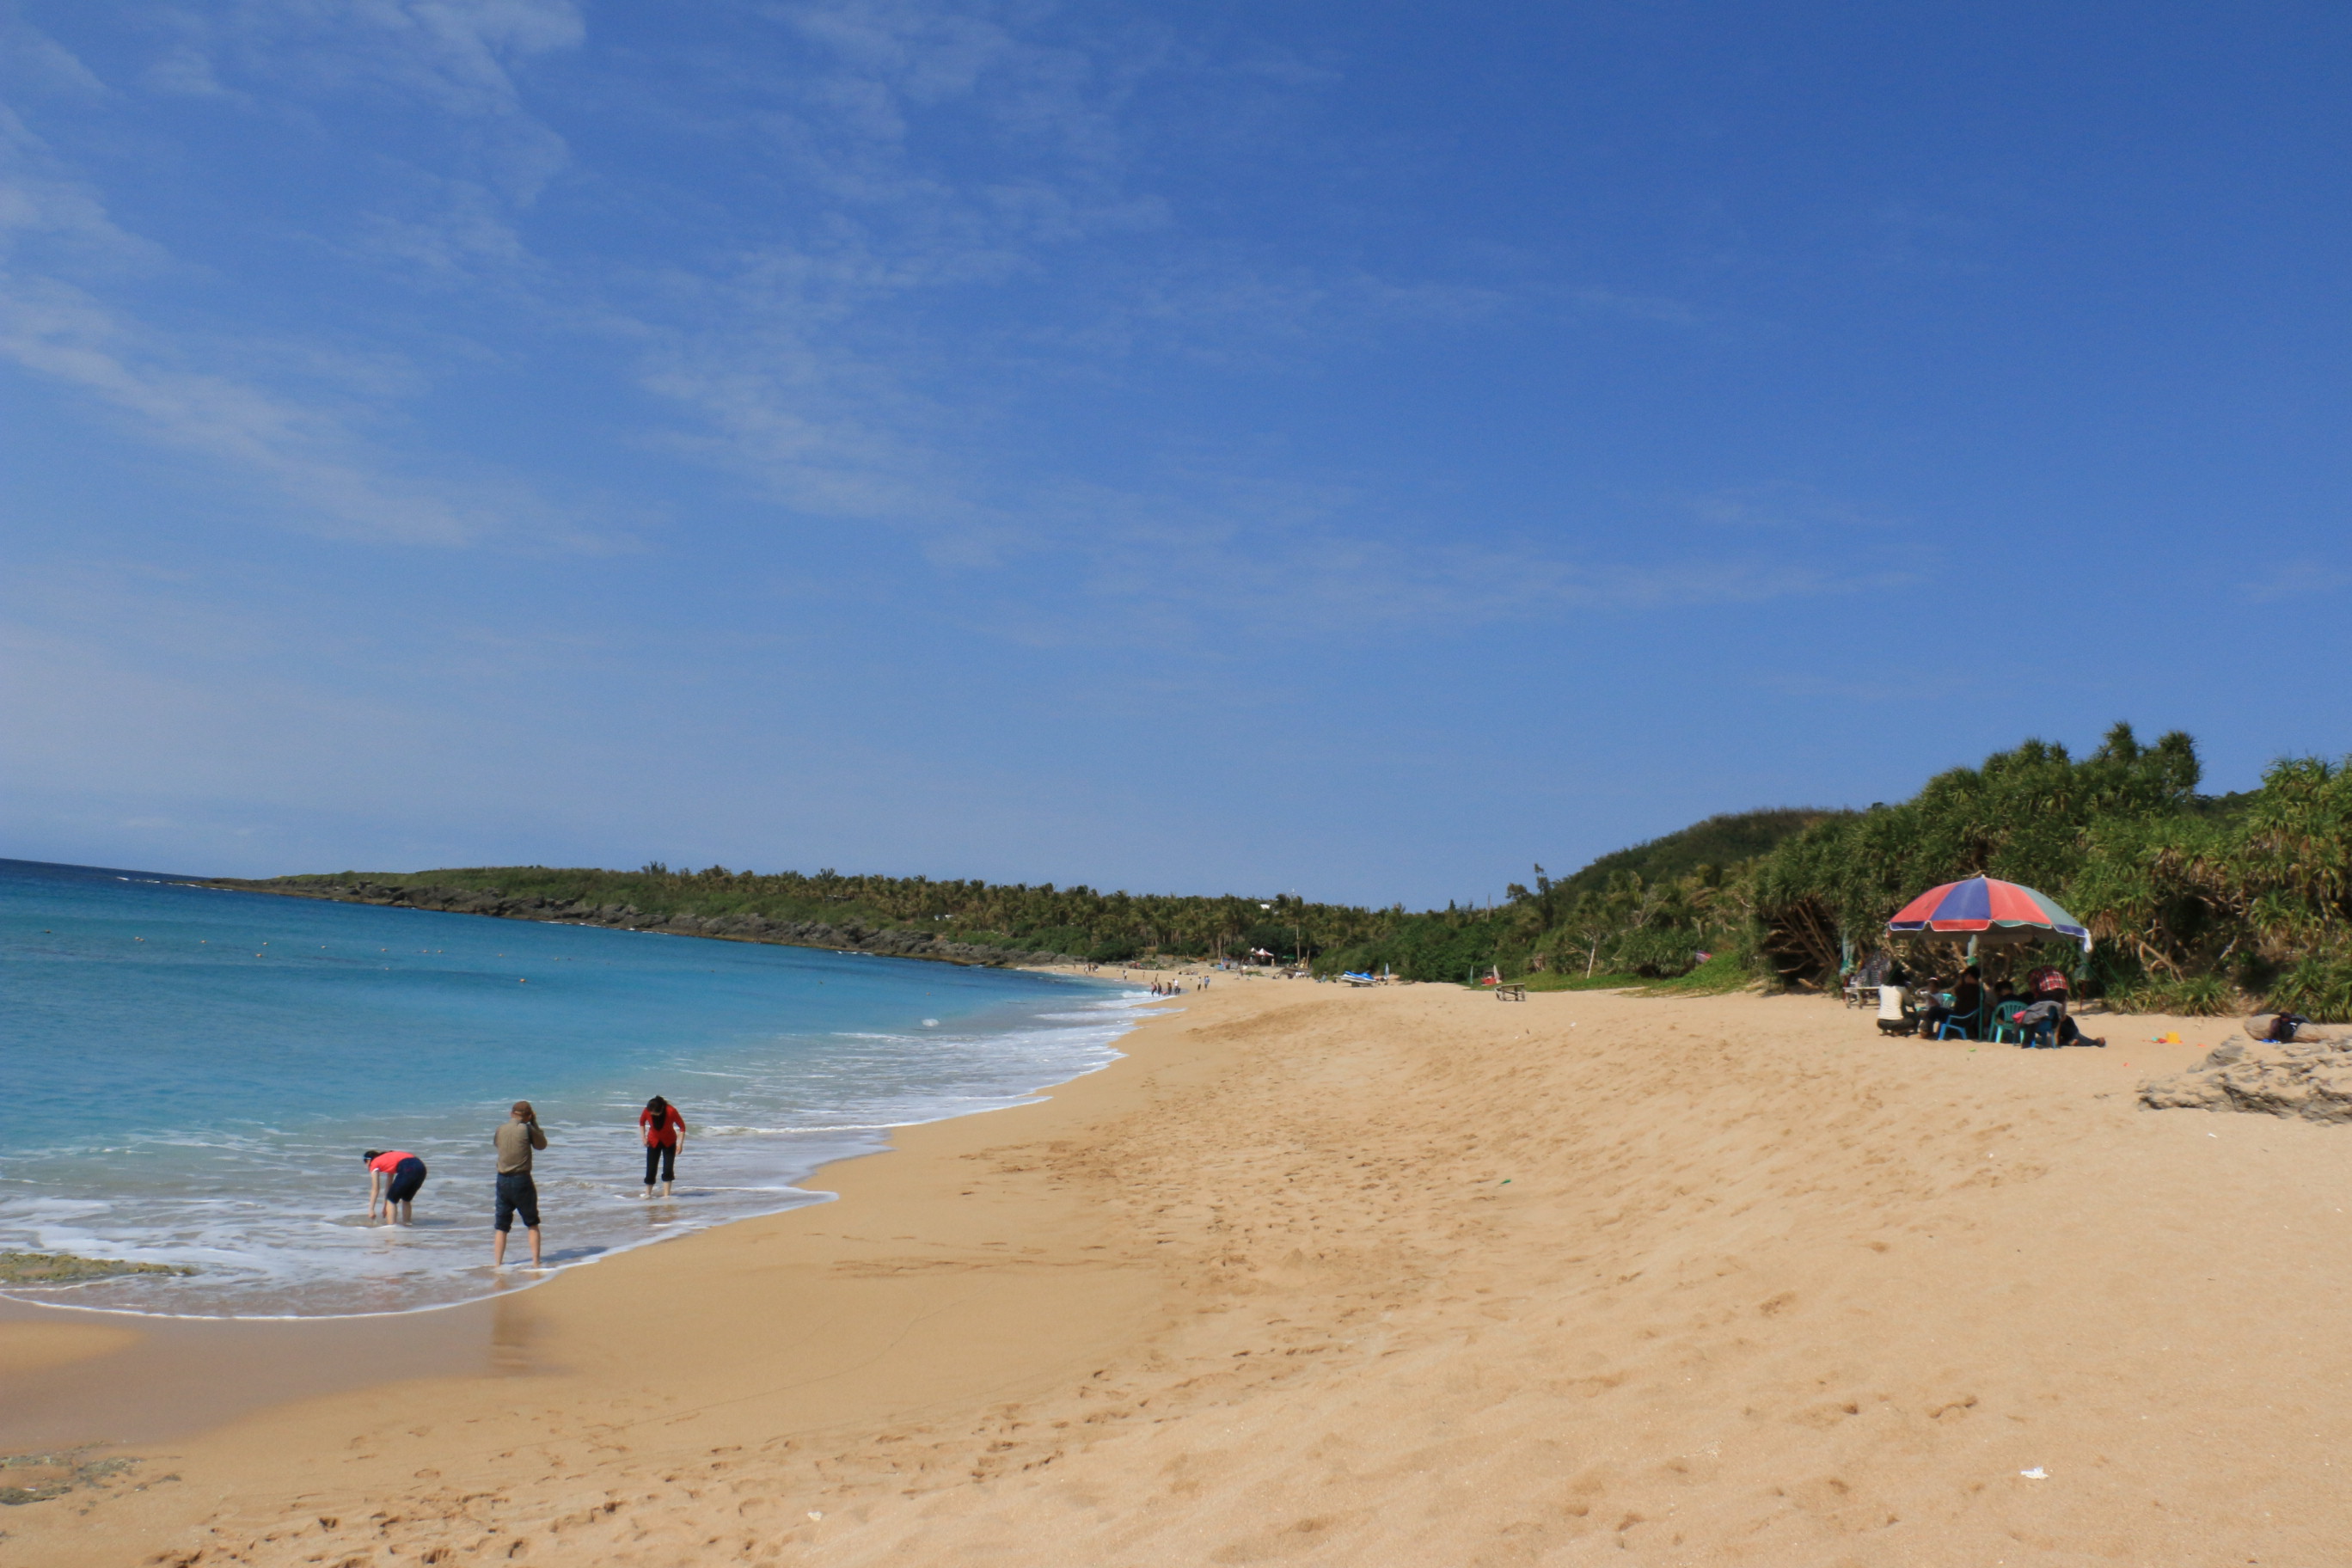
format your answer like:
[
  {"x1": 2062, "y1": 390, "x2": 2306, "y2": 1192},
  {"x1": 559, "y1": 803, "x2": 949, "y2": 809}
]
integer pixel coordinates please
[
  {"x1": 9, "y1": 982, "x2": 2348, "y2": 1566},
  {"x1": 0, "y1": 1320, "x2": 136, "y2": 1378}
]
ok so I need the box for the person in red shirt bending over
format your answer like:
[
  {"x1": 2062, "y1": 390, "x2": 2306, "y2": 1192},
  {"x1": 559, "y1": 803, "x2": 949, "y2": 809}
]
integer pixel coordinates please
[
  {"x1": 640, "y1": 1095, "x2": 686, "y2": 1199},
  {"x1": 364, "y1": 1148, "x2": 428, "y2": 1224}
]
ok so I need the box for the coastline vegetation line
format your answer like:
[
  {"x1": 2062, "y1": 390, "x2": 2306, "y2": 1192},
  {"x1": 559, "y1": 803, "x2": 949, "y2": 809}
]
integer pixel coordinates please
[{"x1": 221, "y1": 723, "x2": 2352, "y2": 1019}]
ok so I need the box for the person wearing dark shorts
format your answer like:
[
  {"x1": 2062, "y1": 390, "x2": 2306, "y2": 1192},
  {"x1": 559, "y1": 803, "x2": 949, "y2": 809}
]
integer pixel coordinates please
[
  {"x1": 364, "y1": 1149, "x2": 427, "y2": 1224},
  {"x1": 493, "y1": 1100, "x2": 548, "y2": 1268},
  {"x1": 640, "y1": 1094, "x2": 685, "y2": 1199}
]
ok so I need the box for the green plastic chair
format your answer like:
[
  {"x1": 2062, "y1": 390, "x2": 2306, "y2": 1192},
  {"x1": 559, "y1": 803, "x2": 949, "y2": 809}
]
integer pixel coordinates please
[
  {"x1": 1988, "y1": 1001, "x2": 2027, "y2": 1044},
  {"x1": 1934, "y1": 1004, "x2": 1981, "y2": 1041}
]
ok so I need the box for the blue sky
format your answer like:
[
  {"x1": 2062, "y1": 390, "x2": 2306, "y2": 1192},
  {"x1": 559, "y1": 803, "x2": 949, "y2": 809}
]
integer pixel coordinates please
[{"x1": 3, "y1": 1, "x2": 2346, "y2": 907}]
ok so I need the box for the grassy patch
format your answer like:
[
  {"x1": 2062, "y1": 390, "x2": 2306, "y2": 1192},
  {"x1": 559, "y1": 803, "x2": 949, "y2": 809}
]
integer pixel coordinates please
[
  {"x1": 0, "y1": 1252, "x2": 193, "y2": 1286},
  {"x1": 1635, "y1": 953, "x2": 1760, "y2": 996},
  {"x1": 1527, "y1": 971, "x2": 1650, "y2": 992},
  {"x1": 1469, "y1": 956, "x2": 1757, "y2": 995},
  {"x1": 2118, "y1": 975, "x2": 2244, "y2": 1017},
  {"x1": 1462, "y1": 971, "x2": 1646, "y2": 993}
]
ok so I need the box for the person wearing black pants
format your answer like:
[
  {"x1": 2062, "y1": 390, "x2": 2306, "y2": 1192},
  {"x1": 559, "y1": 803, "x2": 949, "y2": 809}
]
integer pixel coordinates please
[
  {"x1": 493, "y1": 1100, "x2": 548, "y2": 1268},
  {"x1": 364, "y1": 1148, "x2": 428, "y2": 1224},
  {"x1": 640, "y1": 1094, "x2": 685, "y2": 1199}
]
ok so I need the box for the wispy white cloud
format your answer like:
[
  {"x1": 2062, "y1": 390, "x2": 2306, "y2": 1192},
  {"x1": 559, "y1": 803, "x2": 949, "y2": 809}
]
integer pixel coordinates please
[
  {"x1": 353, "y1": 172, "x2": 532, "y2": 277},
  {"x1": 125, "y1": 0, "x2": 580, "y2": 284},
  {"x1": 1076, "y1": 538, "x2": 1900, "y2": 647},
  {"x1": 2238, "y1": 558, "x2": 2352, "y2": 603},
  {"x1": 3, "y1": 0, "x2": 1753, "y2": 631},
  {"x1": 1860, "y1": 199, "x2": 1981, "y2": 274},
  {"x1": 0, "y1": 101, "x2": 157, "y2": 266},
  {"x1": 579, "y1": 5, "x2": 1534, "y2": 572},
  {"x1": 1570, "y1": 285, "x2": 1700, "y2": 328},
  {"x1": 768, "y1": 0, "x2": 1155, "y2": 185},
  {"x1": 2, "y1": 278, "x2": 461, "y2": 544},
  {"x1": 1676, "y1": 481, "x2": 1904, "y2": 533},
  {"x1": 0, "y1": 98, "x2": 598, "y2": 548},
  {"x1": 153, "y1": 0, "x2": 584, "y2": 195},
  {"x1": 0, "y1": 10, "x2": 111, "y2": 98}
]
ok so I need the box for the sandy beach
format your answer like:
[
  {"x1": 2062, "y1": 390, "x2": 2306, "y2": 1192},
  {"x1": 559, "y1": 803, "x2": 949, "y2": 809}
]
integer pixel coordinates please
[{"x1": 8, "y1": 980, "x2": 2349, "y2": 1566}]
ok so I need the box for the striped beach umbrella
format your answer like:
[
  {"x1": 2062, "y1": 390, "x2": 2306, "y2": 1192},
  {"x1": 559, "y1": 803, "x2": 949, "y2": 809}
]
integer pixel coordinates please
[{"x1": 1886, "y1": 876, "x2": 2092, "y2": 952}]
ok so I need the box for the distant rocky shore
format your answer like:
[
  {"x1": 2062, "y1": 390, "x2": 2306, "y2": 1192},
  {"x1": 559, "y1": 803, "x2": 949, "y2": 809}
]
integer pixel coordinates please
[{"x1": 204, "y1": 878, "x2": 1083, "y2": 969}]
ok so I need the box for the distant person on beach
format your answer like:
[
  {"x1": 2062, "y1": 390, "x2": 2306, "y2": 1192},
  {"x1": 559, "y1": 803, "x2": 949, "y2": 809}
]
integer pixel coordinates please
[
  {"x1": 493, "y1": 1100, "x2": 548, "y2": 1267},
  {"x1": 640, "y1": 1094, "x2": 685, "y2": 1199},
  {"x1": 364, "y1": 1148, "x2": 427, "y2": 1224}
]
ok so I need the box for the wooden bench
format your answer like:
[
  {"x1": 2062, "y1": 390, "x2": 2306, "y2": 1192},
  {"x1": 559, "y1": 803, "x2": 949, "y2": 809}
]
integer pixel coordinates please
[{"x1": 1495, "y1": 983, "x2": 1527, "y2": 1001}]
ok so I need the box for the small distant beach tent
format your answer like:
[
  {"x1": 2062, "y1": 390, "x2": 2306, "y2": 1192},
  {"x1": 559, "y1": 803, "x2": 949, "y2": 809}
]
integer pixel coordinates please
[{"x1": 1886, "y1": 876, "x2": 2092, "y2": 952}]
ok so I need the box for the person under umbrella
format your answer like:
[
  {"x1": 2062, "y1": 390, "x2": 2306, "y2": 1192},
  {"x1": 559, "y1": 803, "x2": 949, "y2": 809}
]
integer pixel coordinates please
[{"x1": 1917, "y1": 965, "x2": 1985, "y2": 1038}]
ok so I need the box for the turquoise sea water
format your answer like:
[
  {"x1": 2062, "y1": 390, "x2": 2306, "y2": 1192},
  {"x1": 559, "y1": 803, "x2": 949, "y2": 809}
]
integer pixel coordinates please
[{"x1": 0, "y1": 859, "x2": 1138, "y2": 1317}]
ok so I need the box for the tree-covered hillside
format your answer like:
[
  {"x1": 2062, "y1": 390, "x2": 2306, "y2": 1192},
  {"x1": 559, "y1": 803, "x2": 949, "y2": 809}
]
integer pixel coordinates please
[
  {"x1": 242, "y1": 800, "x2": 1835, "y2": 984},
  {"x1": 1309, "y1": 808, "x2": 1841, "y2": 985},
  {"x1": 236, "y1": 864, "x2": 1390, "y2": 968},
  {"x1": 1546, "y1": 810, "x2": 1849, "y2": 905},
  {"x1": 1751, "y1": 725, "x2": 2352, "y2": 1017},
  {"x1": 237, "y1": 723, "x2": 2352, "y2": 1018}
]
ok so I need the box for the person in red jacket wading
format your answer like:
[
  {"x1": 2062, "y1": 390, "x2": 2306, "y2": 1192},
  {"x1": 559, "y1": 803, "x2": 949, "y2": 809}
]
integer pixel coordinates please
[{"x1": 640, "y1": 1094, "x2": 685, "y2": 1200}]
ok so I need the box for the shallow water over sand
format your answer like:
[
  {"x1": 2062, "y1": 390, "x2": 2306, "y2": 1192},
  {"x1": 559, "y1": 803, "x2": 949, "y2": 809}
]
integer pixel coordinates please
[{"x1": 0, "y1": 859, "x2": 1136, "y2": 1317}]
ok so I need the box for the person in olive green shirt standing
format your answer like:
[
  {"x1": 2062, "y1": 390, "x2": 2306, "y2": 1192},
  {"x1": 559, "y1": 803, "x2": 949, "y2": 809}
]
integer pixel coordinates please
[{"x1": 493, "y1": 1100, "x2": 548, "y2": 1268}]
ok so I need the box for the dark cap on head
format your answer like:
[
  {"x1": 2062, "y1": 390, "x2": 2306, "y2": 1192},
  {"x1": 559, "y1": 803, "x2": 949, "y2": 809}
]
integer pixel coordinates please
[{"x1": 363, "y1": 1149, "x2": 383, "y2": 1161}]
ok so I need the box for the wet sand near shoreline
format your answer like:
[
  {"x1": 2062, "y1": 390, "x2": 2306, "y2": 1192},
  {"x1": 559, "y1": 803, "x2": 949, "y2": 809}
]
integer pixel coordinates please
[
  {"x1": 9, "y1": 982, "x2": 2351, "y2": 1566},
  {"x1": 0, "y1": 1294, "x2": 507, "y2": 1453}
]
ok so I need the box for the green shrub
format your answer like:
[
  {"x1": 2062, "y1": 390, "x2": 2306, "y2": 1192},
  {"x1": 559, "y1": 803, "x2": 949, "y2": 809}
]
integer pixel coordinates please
[
  {"x1": 1608, "y1": 926, "x2": 1707, "y2": 977},
  {"x1": 1499, "y1": 971, "x2": 1646, "y2": 992},
  {"x1": 2266, "y1": 958, "x2": 2352, "y2": 1024},
  {"x1": 1638, "y1": 952, "x2": 1757, "y2": 995},
  {"x1": 2121, "y1": 974, "x2": 2242, "y2": 1017}
]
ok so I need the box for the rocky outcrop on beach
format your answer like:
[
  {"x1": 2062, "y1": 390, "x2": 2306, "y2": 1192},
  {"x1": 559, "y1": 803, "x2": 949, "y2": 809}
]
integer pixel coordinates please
[
  {"x1": 208, "y1": 879, "x2": 1081, "y2": 968},
  {"x1": 2139, "y1": 1026, "x2": 2352, "y2": 1123}
]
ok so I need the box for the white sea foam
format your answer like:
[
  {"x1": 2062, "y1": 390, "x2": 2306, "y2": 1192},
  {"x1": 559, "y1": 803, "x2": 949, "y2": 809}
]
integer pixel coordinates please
[{"x1": 2, "y1": 990, "x2": 1143, "y2": 1319}]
